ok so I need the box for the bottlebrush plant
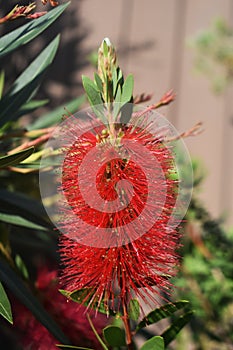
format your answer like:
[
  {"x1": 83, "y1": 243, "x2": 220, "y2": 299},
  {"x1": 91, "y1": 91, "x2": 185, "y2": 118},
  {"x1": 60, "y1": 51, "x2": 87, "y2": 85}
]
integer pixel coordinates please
[{"x1": 0, "y1": 2, "x2": 199, "y2": 349}]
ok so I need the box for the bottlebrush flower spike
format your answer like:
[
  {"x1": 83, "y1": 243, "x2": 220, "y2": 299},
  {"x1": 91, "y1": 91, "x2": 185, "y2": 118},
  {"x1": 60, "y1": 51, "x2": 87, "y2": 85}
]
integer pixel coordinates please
[{"x1": 40, "y1": 39, "x2": 192, "y2": 322}]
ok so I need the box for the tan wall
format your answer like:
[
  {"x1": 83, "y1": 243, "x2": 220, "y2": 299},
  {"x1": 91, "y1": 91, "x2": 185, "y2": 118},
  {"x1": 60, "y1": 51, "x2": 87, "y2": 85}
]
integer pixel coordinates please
[{"x1": 76, "y1": 0, "x2": 233, "y2": 226}]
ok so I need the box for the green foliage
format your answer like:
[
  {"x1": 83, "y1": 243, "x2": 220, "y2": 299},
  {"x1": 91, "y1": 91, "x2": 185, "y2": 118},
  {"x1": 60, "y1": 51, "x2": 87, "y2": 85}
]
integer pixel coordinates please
[
  {"x1": 189, "y1": 18, "x2": 233, "y2": 93},
  {"x1": 0, "y1": 147, "x2": 34, "y2": 167}
]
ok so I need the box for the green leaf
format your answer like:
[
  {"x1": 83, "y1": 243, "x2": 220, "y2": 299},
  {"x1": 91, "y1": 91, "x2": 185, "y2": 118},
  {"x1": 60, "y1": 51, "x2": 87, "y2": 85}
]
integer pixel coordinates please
[
  {"x1": 0, "y1": 147, "x2": 34, "y2": 168},
  {"x1": 0, "y1": 36, "x2": 60, "y2": 127},
  {"x1": 129, "y1": 298, "x2": 140, "y2": 321},
  {"x1": 103, "y1": 325, "x2": 126, "y2": 347},
  {"x1": 82, "y1": 75, "x2": 103, "y2": 106},
  {"x1": 28, "y1": 95, "x2": 86, "y2": 130},
  {"x1": 0, "y1": 258, "x2": 70, "y2": 345},
  {"x1": 0, "y1": 282, "x2": 13, "y2": 324},
  {"x1": 0, "y1": 2, "x2": 69, "y2": 58},
  {"x1": 140, "y1": 336, "x2": 164, "y2": 350},
  {"x1": 136, "y1": 300, "x2": 190, "y2": 332},
  {"x1": 15, "y1": 254, "x2": 29, "y2": 280},
  {"x1": 0, "y1": 212, "x2": 48, "y2": 231},
  {"x1": 121, "y1": 74, "x2": 134, "y2": 104},
  {"x1": 161, "y1": 311, "x2": 194, "y2": 347},
  {"x1": 94, "y1": 73, "x2": 103, "y2": 92},
  {"x1": 13, "y1": 99, "x2": 49, "y2": 120}
]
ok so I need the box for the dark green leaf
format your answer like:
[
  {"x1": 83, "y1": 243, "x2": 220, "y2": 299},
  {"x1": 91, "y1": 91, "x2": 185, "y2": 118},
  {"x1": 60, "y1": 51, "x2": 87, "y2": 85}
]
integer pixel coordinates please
[
  {"x1": 0, "y1": 212, "x2": 48, "y2": 231},
  {"x1": 0, "y1": 282, "x2": 13, "y2": 324},
  {"x1": 161, "y1": 311, "x2": 194, "y2": 347},
  {"x1": 0, "y1": 147, "x2": 34, "y2": 168},
  {"x1": 136, "y1": 300, "x2": 190, "y2": 332},
  {"x1": 121, "y1": 74, "x2": 134, "y2": 104},
  {"x1": 0, "y1": 2, "x2": 69, "y2": 58},
  {"x1": 129, "y1": 298, "x2": 140, "y2": 321},
  {"x1": 28, "y1": 95, "x2": 86, "y2": 130},
  {"x1": 103, "y1": 325, "x2": 126, "y2": 347},
  {"x1": 0, "y1": 36, "x2": 60, "y2": 127},
  {"x1": 0, "y1": 258, "x2": 70, "y2": 345},
  {"x1": 140, "y1": 336, "x2": 164, "y2": 350}
]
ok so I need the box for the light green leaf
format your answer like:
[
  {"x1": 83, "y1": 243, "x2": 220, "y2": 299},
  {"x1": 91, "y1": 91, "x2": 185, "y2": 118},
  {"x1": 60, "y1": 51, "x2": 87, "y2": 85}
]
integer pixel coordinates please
[
  {"x1": 82, "y1": 75, "x2": 103, "y2": 106},
  {"x1": 161, "y1": 311, "x2": 194, "y2": 347},
  {"x1": 0, "y1": 2, "x2": 69, "y2": 58},
  {"x1": 0, "y1": 36, "x2": 60, "y2": 127},
  {"x1": 0, "y1": 212, "x2": 48, "y2": 231},
  {"x1": 28, "y1": 95, "x2": 86, "y2": 130},
  {"x1": 129, "y1": 298, "x2": 140, "y2": 321},
  {"x1": 0, "y1": 282, "x2": 13, "y2": 324},
  {"x1": 15, "y1": 254, "x2": 29, "y2": 280},
  {"x1": 103, "y1": 325, "x2": 126, "y2": 347},
  {"x1": 0, "y1": 258, "x2": 70, "y2": 344},
  {"x1": 0, "y1": 147, "x2": 34, "y2": 168},
  {"x1": 140, "y1": 336, "x2": 164, "y2": 350},
  {"x1": 121, "y1": 74, "x2": 134, "y2": 104},
  {"x1": 94, "y1": 73, "x2": 103, "y2": 92},
  {"x1": 14, "y1": 99, "x2": 49, "y2": 120},
  {"x1": 136, "y1": 300, "x2": 190, "y2": 332}
]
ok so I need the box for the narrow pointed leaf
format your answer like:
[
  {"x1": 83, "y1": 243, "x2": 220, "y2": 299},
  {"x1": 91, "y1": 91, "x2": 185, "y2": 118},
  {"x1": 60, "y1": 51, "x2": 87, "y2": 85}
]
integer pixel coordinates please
[
  {"x1": 161, "y1": 311, "x2": 194, "y2": 347},
  {"x1": 0, "y1": 282, "x2": 13, "y2": 324},
  {"x1": 136, "y1": 300, "x2": 189, "y2": 332},
  {"x1": 82, "y1": 75, "x2": 103, "y2": 106},
  {"x1": 0, "y1": 147, "x2": 34, "y2": 168},
  {"x1": 0, "y1": 258, "x2": 70, "y2": 345},
  {"x1": 0, "y1": 36, "x2": 60, "y2": 127},
  {"x1": 0, "y1": 2, "x2": 69, "y2": 58},
  {"x1": 140, "y1": 336, "x2": 164, "y2": 350},
  {"x1": 0, "y1": 212, "x2": 48, "y2": 231},
  {"x1": 28, "y1": 95, "x2": 86, "y2": 130},
  {"x1": 121, "y1": 74, "x2": 134, "y2": 104},
  {"x1": 103, "y1": 325, "x2": 126, "y2": 347},
  {"x1": 57, "y1": 346, "x2": 94, "y2": 350}
]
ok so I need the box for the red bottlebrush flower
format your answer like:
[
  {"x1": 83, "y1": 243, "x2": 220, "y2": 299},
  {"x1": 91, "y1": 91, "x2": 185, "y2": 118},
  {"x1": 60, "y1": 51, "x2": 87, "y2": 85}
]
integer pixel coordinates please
[
  {"x1": 10, "y1": 266, "x2": 107, "y2": 350},
  {"x1": 58, "y1": 107, "x2": 181, "y2": 314}
]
